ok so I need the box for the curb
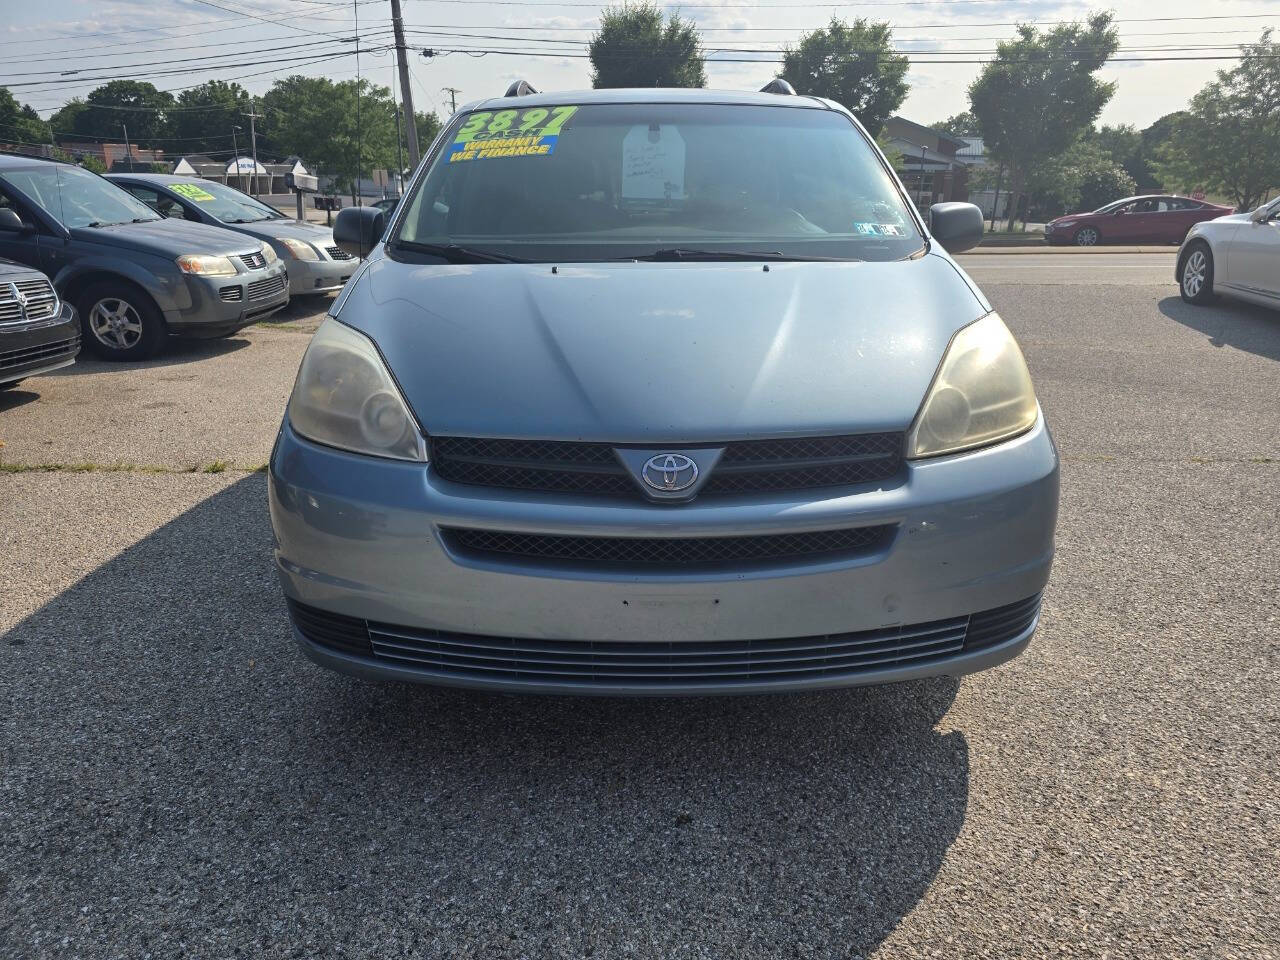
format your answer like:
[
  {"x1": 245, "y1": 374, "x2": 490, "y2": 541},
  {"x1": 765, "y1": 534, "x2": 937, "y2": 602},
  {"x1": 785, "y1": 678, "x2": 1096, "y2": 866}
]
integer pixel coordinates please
[{"x1": 964, "y1": 245, "x2": 1178, "y2": 255}]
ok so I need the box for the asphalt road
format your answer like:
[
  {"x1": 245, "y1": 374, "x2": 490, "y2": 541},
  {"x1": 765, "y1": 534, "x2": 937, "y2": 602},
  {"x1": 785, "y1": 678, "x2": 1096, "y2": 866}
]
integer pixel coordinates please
[{"x1": 2, "y1": 251, "x2": 1277, "y2": 959}]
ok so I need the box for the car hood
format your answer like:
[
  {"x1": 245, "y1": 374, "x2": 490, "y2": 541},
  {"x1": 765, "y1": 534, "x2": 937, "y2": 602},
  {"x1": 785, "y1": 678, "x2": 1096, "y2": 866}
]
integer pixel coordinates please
[
  {"x1": 1050, "y1": 212, "x2": 1100, "y2": 224},
  {"x1": 0, "y1": 258, "x2": 42, "y2": 281},
  {"x1": 68, "y1": 217, "x2": 263, "y2": 257},
  {"x1": 342, "y1": 252, "x2": 986, "y2": 442},
  {"x1": 223, "y1": 218, "x2": 335, "y2": 246}
]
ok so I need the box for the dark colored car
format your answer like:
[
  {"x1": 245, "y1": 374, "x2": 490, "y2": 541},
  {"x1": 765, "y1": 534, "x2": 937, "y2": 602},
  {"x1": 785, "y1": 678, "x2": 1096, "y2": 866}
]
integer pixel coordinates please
[
  {"x1": 1044, "y1": 195, "x2": 1233, "y2": 246},
  {"x1": 0, "y1": 154, "x2": 289, "y2": 361},
  {"x1": 0, "y1": 256, "x2": 79, "y2": 390}
]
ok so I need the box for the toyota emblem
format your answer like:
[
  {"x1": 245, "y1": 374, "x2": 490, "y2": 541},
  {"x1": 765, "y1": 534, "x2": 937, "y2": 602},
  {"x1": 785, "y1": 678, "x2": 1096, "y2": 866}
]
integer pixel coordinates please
[{"x1": 641, "y1": 453, "x2": 699, "y2": 492}]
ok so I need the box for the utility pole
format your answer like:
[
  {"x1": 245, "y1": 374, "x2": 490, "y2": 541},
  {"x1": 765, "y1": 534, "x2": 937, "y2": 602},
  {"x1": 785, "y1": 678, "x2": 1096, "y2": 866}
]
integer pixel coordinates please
[
  {"x1": 442, "y1": 86, "x2": 460, "y2": 114},
  {"x1": 121, "y1": 123, "x2": 131, "y2": 173},
  {"x1": 242, "y1": 106, "x2": 262, "y2": 196},
  {"x1": 231, "y1": 126, "x2": 241, "y2": 189},
  {"x1": 390, "y1": 0, "x2": 420, "y2": 168}
]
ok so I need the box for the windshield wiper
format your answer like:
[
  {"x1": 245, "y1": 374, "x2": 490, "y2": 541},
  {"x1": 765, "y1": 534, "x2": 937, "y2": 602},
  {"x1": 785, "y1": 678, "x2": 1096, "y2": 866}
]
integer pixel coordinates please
[
  {"x1": 85, "y1": 221, "x2": 124, "y2": 228},
  {"x1": 623, "y1": 248, "x2": 853, "y2": 263},
  {"x1": 394, "y1": 241, "x2": 528, "y2": 264}
]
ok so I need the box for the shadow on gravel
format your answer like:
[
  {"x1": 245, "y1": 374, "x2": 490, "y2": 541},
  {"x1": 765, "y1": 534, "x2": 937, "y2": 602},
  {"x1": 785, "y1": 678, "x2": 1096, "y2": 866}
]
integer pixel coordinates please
[
  {"x1": 44, "y1": 335, "x2": 251, "y2": 378},
  {"x1": 2, "y1": 477, "x2": 968, "y2": 958},
  {"x1": 0, "y1": 384, "x2": 42, "y2": 412},
  {"x1": 1158, "y1": 295, "x2": 1280, "y2": 362}
]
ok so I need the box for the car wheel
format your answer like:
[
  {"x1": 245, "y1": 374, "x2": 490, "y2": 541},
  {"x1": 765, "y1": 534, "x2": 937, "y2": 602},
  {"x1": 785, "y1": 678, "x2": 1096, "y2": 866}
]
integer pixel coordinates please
[
  {"x1": 1073, "y1": 227, "x2": 1100, "y2": 246},
  {"x1": 77, "y1": 282, "x2": 165, "y2": 361},
  {"x1": 1178, "y1": 242, "x2": 1215, "y2": 305}
]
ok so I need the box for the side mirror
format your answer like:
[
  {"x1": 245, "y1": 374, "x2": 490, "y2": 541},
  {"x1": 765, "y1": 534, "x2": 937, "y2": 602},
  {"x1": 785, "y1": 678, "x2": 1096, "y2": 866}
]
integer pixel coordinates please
[
  {"x1": 928, "y1": 202, "x2": 983, "y2": 254},
  {"x1": 333, "y1": 206, "x2": 386, "y2": 260},
  {"x1": 0, "y1": 208, "x2": 32, "y2": 233}
]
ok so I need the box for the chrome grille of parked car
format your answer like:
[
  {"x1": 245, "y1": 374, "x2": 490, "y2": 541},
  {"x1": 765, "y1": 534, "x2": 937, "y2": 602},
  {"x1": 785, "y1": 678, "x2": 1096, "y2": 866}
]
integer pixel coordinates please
[
  {"x1": 219, "y1": 286, "x2": 243, "y2": 302},
  {"x1": 429, "y1": 433, "x2": 904, "y2": 499},
  {"x1": 239, "y1": 251, "x2": 266, "y2": 270},
  {"x1": 246, "y1": 274, "x2": 287, "y2": 301},
  {"x1": 287, "y1": 593, "x2": 1042, "y2": 688},
  {"x1": 326, "y1": 245, "x2": 354, "y2": 261},
  {"x1": 0, "y1": 335, "x2": 79, "y2": 371},
  {"x1": 441, "y1": 524, "x2": 895, "y2": 568},
  {"x1": 0, "y1": 277, "x2": 59, "y2": 326}
]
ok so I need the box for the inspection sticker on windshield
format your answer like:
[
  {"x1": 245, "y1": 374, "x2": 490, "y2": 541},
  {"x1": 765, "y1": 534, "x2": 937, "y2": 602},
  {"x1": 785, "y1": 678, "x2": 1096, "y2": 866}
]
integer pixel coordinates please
[
  {"x1": 448, "y1": 106, "x2": 578, "y2": 163},
  {"x1": 171, "y1": 183, "x2": 217, "y2": 202},
  {"x1": 854, "y1": 222, "x2": 905, "y2": 237}
]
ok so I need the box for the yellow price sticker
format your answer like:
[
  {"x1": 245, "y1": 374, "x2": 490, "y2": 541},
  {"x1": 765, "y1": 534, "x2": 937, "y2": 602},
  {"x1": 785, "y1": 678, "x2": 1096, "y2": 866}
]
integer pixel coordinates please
[
  {"x1": 172, "y1": 183, "x2": 217, "y2": 202},
  {"x1": 449, "y1": 105, "x2": 578, "y2": 162}
]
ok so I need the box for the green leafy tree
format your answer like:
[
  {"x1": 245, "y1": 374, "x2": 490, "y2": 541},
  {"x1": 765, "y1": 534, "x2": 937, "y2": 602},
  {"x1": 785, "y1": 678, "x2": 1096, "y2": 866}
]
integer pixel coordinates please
[
  {"x1": 170, "y1": 80, "x2": 252, "y2": 157},
  {"x1": 0, "y1": 87, "x2": 49, "y2": 146},
  {"x1": 68, "y1": 81, "x2": 175, "y2": 148},
  {"x1": 78, "y1": 154, "x2": 107, "y2": 174},
  {"x1": 1156, "y1": 30, "x2": 1280, "y2": 211},
  {"x1": 414, "y1": 110, "x2": 442, "y2": 153},
  {"x1": 589, "y1": 3, "x2": 706, "y2": 89},
  {"x1": 969, "y1": 13, "x2": 1119, "y2": 229},
  {"x1": 1027, "y1": 139, "x2": 1136, "y2": 218},
  {"x1": 261, "y1": 75, "x2": 396, "y2": 200},
  {"x1": 931, "y1": 111, "x2": 978, "y2": 138},
  {"x1": 781, "y1": 18, "x2": 908, "y2": 137}
]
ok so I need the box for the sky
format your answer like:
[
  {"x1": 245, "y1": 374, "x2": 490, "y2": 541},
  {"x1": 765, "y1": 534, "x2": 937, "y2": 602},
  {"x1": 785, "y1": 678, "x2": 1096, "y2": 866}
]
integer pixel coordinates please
[{"x1": 2, "y1": 0, "x2": 1277, "y2": 141}]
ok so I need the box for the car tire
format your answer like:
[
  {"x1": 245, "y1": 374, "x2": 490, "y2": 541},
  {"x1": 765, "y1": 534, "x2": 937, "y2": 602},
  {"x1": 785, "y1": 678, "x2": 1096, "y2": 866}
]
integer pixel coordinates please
[
  {"x1": 1073, "y1": 227, "x2": 1100, "y2": 246},
  {"x1": 77, "y1": 281, "x2": 166, "y2": 361},
  {"x1": 1178, "y1": 242, "x2": 1215, "y2": 305}
]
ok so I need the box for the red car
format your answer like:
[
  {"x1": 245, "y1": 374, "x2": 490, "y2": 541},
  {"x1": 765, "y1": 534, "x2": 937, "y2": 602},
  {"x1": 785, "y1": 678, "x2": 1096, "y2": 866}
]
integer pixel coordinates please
[{"x1": 1044, "y1": 195, "x2": 1233, "y2": 246}]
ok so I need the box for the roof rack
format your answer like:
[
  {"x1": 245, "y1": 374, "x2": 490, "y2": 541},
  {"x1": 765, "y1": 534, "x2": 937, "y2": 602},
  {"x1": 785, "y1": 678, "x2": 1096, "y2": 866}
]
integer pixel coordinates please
[
  {"x1": 759, "y1": 79, "x2": 797, "y2": 96},
  {"x1": 504, "y1": 80, "x2": 540, "y2": 97}
]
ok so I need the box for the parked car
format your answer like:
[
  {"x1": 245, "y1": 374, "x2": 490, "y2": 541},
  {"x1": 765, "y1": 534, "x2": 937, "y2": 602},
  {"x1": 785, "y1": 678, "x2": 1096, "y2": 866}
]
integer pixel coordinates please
[
  {"x1": 0, "y1": 155, "x2": 289, "y2": 360},
  {"x1": 108, "y1": 173, "x2": 358, "y2": 297},
  {"x1": 1177, "y1": 195, "x2": 1280, "y2": 309},
  {"x1": 270, "y1": 84, "x2": 1059, "y2": 696},
  {"x1": 371, "y1": 197, "x2": 400, "y2": 217},
  {"x1": 0, "y1": 256, "x2": 79, "y2": 390},
  {"x1": 1044, "y1": 195, "x2": 1233, "y2": 246}
]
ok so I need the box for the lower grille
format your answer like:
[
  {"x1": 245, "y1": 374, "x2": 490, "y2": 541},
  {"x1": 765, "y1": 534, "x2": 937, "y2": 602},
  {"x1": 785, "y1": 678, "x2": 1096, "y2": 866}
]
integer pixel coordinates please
[
  {"x1": 965, "y1": 593, "x2": 1043, "y2": 651},
  {"x1": 247, "y1": 274, "x2": 287, "y2": 301},
  {"x1": 442, "y1": 524, "x2": 895, "y2": 569},
  {"x1": 0, "y1": 335, "x2": 79, "y2": 371},
  {"x1": 219, "y1": 286, "x2": 243, "y2": 302},
  {"x1": 287, "y1": 593, "x2": 1042, "y2": 688},
  {"x1": 326, "y1": 245, "x2": 354, "y2": 261}
]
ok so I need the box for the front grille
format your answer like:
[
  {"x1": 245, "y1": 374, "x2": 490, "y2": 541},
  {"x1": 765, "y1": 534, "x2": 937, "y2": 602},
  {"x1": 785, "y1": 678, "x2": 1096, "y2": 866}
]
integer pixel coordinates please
[
  {"x1": 246, "y1": 274, "x2": 287, "y2": 302},
  {"x1": 442, "y1": 524, "x2": 894, "y2": 569},
  {"x1": 288, "y1": 593, "x2": 1042, "y2": 688},
  {"x1": 429, "y1": 433, "x2": 904, "y2": 500},
  {"x1": 326, "y1": 245, "x2": 354, "y2": 261},
  {"x1": 219, "y1": 286, "x2": 243, "y2": 302},
  {"x1": 965, "y1": 593, "x2": 1043, "y2": 651},
  {"x1": 0, "y1": 276, "x2": 59, "y2": 326},
  {"x1": 0, "y1": 335, "x2": 79, "y2": 371},
  {"x1": 239, "y1": 251, "x2": 266, "y2": 270}
]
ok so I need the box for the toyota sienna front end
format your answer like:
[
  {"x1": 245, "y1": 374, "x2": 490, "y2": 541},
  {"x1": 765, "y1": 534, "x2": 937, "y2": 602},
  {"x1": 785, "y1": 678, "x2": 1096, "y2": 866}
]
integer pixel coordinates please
[{"x1": 269, "y1": 86, "x2": 1058, "y2": 695}]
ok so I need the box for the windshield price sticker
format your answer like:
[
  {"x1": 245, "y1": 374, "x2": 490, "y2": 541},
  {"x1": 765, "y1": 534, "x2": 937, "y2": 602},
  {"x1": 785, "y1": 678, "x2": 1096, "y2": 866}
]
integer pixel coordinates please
[
  {"x1": 448, "y1": 106, "x2": 579, "y2": 163},
  {"x1": 172, "y1": 183, "x2": 217, "y2": 202},
  {"x1": 854, "y1": 222, "x2": 905, "y2": 237}
]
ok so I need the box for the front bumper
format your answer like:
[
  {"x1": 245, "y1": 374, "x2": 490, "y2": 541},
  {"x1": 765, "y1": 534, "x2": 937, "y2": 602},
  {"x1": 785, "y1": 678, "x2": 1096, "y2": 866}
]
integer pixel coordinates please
[
  {"x1": 0, "y1": 302, "x2": 80, "y2": 385},
  {"x1": 285, "y1": 256, "x2": 357, "y2": 296},
  {"x1": 165, "y1": 262, "x2": 290, "y2": 336},
  {"x1": 269, "y1": 415, "x2": 1059, "y2": 695}
]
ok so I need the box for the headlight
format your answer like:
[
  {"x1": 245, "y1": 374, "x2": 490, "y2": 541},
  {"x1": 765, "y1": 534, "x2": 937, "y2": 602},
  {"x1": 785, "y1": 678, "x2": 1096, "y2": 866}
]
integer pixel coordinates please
[
  {"x1": 1056, "y1": 221, "x2": 1075, "y2": 229},
  {"x1": 278, "y1": 237, "x2": 318, "y2": 261},
  {"x1": 261, "y1": 241, "x2": 279, "y2": 264},
  {"x1": 287, "y1": 318, "x2": 424, "y2": 461},
  {"x1": 906, "y1": 313, "x2": 1038, "y2": 459},
  {"x1": 176, "y1": 254, "x2": 237, "y2": 276}
]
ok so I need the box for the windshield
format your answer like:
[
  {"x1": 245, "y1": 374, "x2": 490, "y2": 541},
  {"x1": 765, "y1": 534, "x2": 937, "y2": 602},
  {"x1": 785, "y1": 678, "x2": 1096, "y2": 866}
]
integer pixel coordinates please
[
  {"x1": 1091, "y1": 198, "x2": 1135, "y2": 214},
  {"x1": 1, "y1": 165, "x2": 159, "y2": 229},
  {"x1": 394, "y1": 102, "x2": 922, "y2": 262},
  {"x1": 167, "y1": 180, "x2": 283, "y2": 223}
]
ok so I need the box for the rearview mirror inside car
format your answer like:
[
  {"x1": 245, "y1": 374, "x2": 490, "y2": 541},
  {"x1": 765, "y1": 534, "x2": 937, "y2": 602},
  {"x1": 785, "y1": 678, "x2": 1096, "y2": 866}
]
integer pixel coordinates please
[
  {"x1": 928, "y1": 202, "x2": 984, "y2": 255},
  {"x1": 333, "y1": 206, "x2": 386, "y2": 260},
  {"x1": 0, "y1": 208, "x2": 32, "y2": 233}
]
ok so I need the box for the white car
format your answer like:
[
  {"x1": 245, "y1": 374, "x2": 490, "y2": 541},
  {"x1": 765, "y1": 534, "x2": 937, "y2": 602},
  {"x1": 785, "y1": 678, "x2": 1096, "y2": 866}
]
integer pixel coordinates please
[{"x1": 1178, "y1": 196, "x2": 1280, "y2": 308}]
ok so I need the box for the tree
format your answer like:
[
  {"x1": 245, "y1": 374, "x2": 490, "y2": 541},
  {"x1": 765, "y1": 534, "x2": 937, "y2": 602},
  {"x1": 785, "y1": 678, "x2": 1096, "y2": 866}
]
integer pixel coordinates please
[
  {"x1": 1026, "y1": 138, "x2": 1136, "y2": 218},
  {"x1": 0, "y1": 87, "x2": 48, "y2": 146},
  {"x1": 170, "y1": 80, "x2": 252, "y2": 157},
  {"x1": 261, "y1": 75, "x2": 396, "y2": 200},
  {"x1": 67, "y1": 81, "x2": 175, "y2": 148},
  {"x1": 932, "y1": 111, "x2": 978, "y2": 138},
  {"x1": 968, "y1": 13, "x2": 1119, "y2": 229},
  {"x1": 781, "y1": 18, "x2": 908, "y2": 137},
  {"x1": 1087, "y1": 123, "x2": 1161, "y2": 193},
  {"x1": 589, "y1": 3, "x2": 706, "y2": 89},
  {"x1": 1156, "y1": 30, "x2": 1280, "y2": 211},
  {"x1": 413, "y1": 110, "x2": 442, "y2": 154}
]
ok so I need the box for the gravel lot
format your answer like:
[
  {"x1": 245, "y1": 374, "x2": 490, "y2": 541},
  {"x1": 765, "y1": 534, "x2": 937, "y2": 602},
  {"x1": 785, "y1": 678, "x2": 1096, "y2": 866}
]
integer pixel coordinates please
[{"x1": 2, "y1": 256, "x2": 1278, "y2": 958}]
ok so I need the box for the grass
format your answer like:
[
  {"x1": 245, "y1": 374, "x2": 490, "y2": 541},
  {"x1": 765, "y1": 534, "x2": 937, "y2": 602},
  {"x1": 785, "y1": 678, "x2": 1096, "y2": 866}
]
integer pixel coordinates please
[{"x1": 0, "y1": 460, "x2": 269, "y2": 475}]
